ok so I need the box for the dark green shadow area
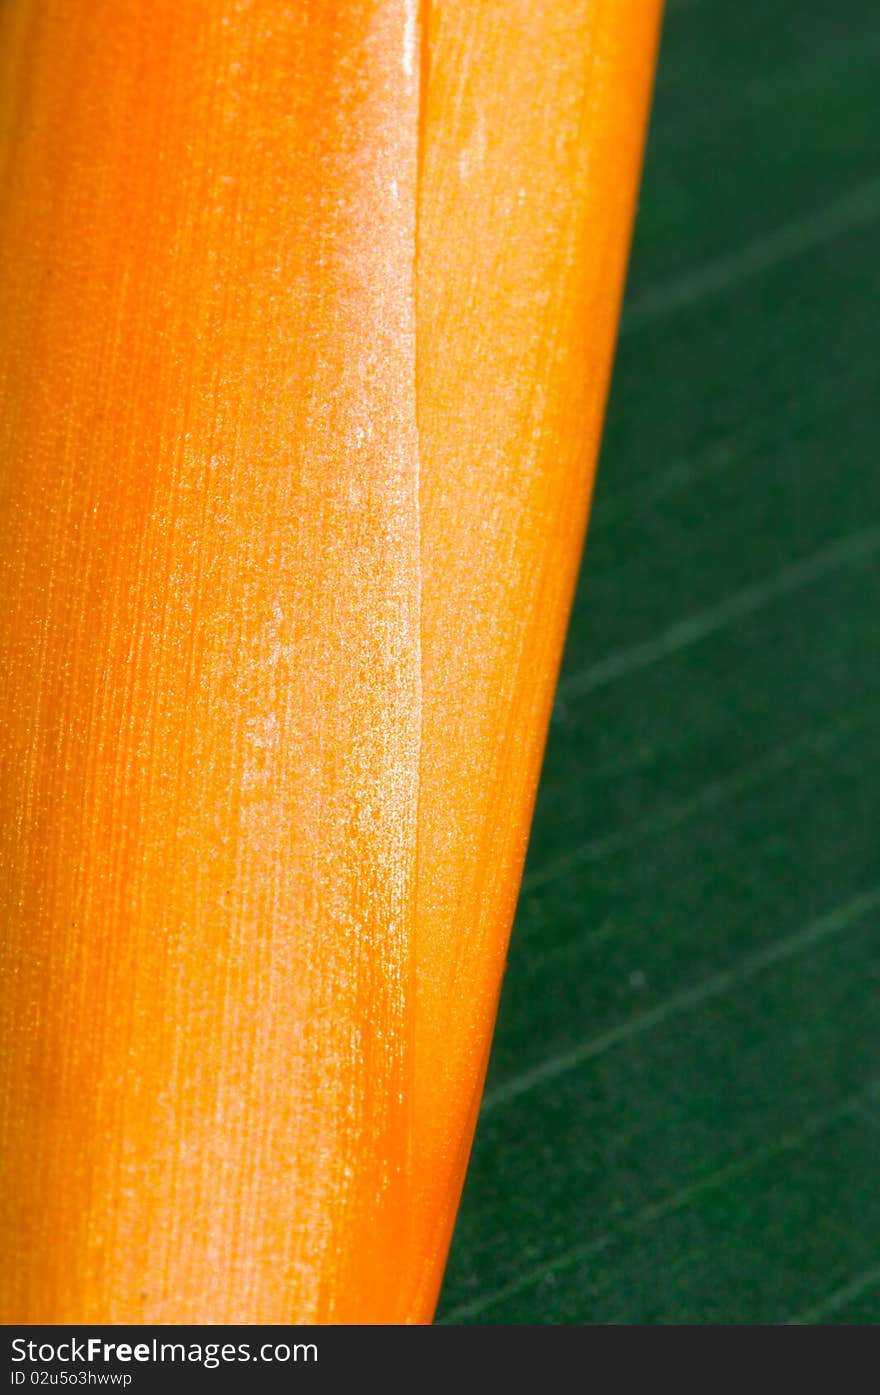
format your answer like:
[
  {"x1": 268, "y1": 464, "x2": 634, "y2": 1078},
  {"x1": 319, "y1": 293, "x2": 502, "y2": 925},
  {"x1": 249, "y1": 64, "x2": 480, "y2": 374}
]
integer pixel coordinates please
[{"x1": 436, "y1": 0, "x2": 880, "y2": 1325}]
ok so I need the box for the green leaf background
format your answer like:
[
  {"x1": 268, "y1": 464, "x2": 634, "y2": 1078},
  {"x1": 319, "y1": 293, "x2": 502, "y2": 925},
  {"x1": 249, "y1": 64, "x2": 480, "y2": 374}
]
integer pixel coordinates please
[{"x1": 436, "y1": 0, "x2": 880, "y2": 1325}]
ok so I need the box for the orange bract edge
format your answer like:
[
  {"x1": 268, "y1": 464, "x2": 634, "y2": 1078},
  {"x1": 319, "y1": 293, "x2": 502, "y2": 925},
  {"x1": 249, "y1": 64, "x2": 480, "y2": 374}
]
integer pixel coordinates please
[{"x1": 0, "y1": 0, "x2": 662, "y2": 1323}]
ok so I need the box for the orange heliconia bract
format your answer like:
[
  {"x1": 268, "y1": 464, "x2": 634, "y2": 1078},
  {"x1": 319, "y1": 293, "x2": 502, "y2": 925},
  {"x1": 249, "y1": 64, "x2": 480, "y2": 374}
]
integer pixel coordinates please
[{"x1": 0, "y1": 0, "x2": 661, "y2": 1322}]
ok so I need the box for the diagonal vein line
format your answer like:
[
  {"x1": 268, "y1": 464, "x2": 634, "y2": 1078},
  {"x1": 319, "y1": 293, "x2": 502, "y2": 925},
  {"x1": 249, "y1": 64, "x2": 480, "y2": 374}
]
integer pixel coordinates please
[
  {"x1": 480, "y1": 884, "x2": 880, "y2": 1115},
  {"x1": 591, "y1": 359, "x2": 880, "y2": 529},
  {"x1": 523, "y1": 699, "x2": 879, "y2": 895},
  {"x1": 557, "y1": 523, "x2": 880, "y2": 703},
  {"x1": 787, "y1": 1261, "x2": 880, "y2": 1325},
  {"x1": 620, "y1": 176, "x2": 880, "y2": 335},
  {"x1": 442, "y1": 1081, "x2": 878, "y2": 1323}
]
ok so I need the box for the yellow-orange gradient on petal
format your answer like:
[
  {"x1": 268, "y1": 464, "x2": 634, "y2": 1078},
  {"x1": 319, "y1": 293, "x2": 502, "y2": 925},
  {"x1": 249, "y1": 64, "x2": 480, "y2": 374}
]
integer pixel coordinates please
[
  {"x1": 411, "y1": 0, "x2": 663, "y2": 1317},
  {"x1": 0, "y1": 0, "x2": 661, "y2": 1322}
]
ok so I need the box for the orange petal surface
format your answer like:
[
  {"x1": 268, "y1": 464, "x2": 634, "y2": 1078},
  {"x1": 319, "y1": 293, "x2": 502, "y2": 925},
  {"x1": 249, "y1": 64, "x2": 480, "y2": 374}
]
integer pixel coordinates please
[
  {"x1": 409, "y1": 0, "x2": 663, "y2": 1317},
  {"x1": 0, "y1": 0, "x2": 662, "y2": 1323},
  {"x1": 0, "y1": 0, "x2": 422, "y2": 1323}
]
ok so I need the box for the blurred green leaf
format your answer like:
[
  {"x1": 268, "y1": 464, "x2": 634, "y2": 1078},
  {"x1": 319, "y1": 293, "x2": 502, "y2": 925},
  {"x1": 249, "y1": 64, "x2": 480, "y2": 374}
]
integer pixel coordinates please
[{"x1": 437, "y1": 0, "x2": 880, "y2": 1325}]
